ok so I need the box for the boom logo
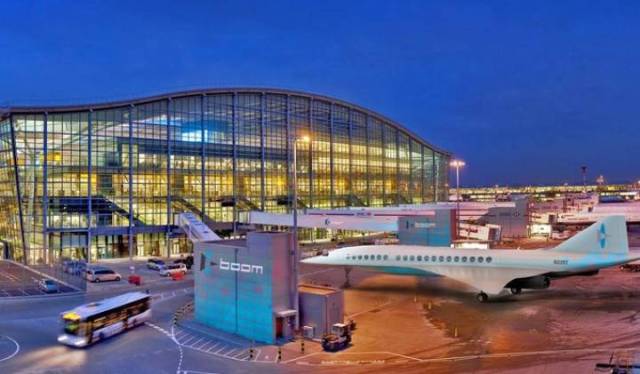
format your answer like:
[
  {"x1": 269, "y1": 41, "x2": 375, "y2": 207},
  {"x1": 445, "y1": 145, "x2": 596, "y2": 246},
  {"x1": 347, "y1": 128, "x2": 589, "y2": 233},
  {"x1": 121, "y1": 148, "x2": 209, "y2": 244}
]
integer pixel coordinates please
[{"x1": 219, "y1": 258, "x2": 264, "y2": 275}]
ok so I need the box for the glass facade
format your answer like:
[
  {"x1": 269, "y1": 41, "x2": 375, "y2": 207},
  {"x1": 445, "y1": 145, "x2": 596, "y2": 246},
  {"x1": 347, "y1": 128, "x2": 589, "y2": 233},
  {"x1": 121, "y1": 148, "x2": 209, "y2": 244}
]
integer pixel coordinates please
[{"x1": 0, "y1": 89, "x2": 450, "y2": 264}]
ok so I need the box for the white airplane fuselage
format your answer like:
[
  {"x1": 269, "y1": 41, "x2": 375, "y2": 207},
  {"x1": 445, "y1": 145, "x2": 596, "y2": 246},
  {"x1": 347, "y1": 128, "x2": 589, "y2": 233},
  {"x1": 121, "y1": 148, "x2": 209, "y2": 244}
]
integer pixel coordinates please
[{"x1": 302, "y1": 216, "x2": 639, "y2": 300}]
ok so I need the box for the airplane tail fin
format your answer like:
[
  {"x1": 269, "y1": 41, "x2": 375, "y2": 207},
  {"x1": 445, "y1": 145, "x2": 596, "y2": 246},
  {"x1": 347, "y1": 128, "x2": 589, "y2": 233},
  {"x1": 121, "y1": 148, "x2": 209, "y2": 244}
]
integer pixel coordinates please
[{"x1": 552, "y1": 215, "x2": 628, "y2": 255}]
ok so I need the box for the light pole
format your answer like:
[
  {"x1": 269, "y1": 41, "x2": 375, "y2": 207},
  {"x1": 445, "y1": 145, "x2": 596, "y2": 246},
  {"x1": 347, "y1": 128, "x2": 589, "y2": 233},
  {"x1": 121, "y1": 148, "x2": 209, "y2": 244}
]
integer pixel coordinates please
[
  {"x1": 449, "y1": 159, "x2": 465, "y2": 240},
  {"x1": 291, "y1": 135, "x2": 309, "y2": 331}
]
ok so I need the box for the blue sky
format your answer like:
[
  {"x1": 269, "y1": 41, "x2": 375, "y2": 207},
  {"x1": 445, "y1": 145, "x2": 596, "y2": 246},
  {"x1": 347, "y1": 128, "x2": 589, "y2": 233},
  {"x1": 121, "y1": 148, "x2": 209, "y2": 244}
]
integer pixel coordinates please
[{"x1": 0, "y1": 0, "x2": 638, "y2": 186}]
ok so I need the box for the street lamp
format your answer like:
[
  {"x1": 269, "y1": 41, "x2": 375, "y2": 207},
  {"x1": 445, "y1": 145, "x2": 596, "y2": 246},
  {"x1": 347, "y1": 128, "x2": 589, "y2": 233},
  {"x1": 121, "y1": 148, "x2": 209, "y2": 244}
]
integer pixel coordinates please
[
  {"x1": 449, "y1": 159, "x2": 465, "y2": 240},
  {"x1": 291, "y1": 134, "x2": 309, "y2": 331}
]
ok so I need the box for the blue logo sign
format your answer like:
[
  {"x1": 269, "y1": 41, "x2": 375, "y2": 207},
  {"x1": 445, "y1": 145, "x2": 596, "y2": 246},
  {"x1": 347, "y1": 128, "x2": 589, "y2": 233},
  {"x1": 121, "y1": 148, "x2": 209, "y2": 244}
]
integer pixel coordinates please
[{"x1": 598, "y1": 224, "x2": 607, "y2": 249}]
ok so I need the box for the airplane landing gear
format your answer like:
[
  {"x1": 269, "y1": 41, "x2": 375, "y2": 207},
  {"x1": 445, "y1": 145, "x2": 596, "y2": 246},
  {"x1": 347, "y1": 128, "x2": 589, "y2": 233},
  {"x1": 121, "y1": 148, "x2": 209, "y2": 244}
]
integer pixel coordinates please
[
  {"x1": 343, "y1": 266, "x2": 352, "y2": 289},
  {"x1": 510, "y1": 287, "x2": 522, "y2": 295},
  {"x1": 476, "y1": 292, "x2": 488, "y2": 303}
]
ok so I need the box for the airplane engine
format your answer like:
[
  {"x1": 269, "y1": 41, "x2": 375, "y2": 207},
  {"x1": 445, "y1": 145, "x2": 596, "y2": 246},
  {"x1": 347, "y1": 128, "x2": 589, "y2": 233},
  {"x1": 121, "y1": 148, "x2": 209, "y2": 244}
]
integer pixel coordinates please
[{"x1": 506, "y1": 275, "x2": 550, "y2": 290}]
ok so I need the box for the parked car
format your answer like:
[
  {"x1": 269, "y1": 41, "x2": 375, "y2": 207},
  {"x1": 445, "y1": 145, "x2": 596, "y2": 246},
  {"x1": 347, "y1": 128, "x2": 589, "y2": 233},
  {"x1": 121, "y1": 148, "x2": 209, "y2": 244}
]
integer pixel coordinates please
[
  {"x1": 63, "y1": 260, "x2": 87, "y2": 276},
  {"x1": 173, "y1": 255, "x2": 194, "y2": 270},
  {"x1": 147, "y1": 258, "x2": 165, "y2": 270},
  {"x1": 159, "y1": 263, "x2": 187, "y2": 277},
  {"x1": 86, "y1": 267, "x2": 121, "y2": 283},
  {"x1": 38, "y1": 279, "x2": 59, "y2": 293},
  {"x1": 620, "y1": 263, "x2": 640, "y2": 272}
]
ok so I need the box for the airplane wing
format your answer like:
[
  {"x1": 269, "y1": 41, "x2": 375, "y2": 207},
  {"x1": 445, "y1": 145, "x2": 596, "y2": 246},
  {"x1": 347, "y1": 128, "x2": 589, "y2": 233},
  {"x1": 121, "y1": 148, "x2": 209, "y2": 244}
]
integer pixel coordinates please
[{"x1": 416, "y1": 265, "x2": 548, "y2": 295}]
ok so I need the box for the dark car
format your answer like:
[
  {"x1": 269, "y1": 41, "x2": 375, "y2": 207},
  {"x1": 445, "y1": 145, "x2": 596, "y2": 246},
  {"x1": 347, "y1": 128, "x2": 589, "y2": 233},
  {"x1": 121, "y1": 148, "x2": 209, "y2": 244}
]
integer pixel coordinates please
[
  {"x1": 173, "y1": 255, "x2": 194, "y2": 270},
  {"x1": 147, "y1": 258, "x2": 165, "y2": 270}
]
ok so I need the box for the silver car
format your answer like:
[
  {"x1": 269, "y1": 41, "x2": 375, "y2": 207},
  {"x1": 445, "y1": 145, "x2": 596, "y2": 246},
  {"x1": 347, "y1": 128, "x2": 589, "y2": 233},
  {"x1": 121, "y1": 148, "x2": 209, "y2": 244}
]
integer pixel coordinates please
[
  {"x1": 38, "y1": 279, "x2": 59, "y2": 293},
  {"x1": 86, "y1": 268, "x2": 121, "y2": 283}
]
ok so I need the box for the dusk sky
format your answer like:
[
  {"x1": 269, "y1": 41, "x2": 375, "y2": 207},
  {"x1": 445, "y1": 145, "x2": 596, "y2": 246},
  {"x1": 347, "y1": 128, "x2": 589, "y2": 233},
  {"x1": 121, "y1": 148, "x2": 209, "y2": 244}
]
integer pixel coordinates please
[{"x1": 0, "y1": 0, "x2": 638, "y2": 187}]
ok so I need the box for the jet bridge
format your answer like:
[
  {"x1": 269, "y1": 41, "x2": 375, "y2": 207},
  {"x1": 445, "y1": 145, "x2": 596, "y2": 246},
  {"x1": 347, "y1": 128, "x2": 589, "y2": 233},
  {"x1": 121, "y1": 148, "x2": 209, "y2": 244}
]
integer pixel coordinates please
[{"x1": 176, "y1": 212, "x2": 222, "y2": 243}]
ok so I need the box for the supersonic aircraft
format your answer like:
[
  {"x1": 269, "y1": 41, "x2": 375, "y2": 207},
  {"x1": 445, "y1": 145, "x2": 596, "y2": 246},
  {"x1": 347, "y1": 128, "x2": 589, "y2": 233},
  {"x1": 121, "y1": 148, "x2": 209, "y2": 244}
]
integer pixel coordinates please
[{"x1": 303, "y1": 215, "x2": 638, "y2": 302}]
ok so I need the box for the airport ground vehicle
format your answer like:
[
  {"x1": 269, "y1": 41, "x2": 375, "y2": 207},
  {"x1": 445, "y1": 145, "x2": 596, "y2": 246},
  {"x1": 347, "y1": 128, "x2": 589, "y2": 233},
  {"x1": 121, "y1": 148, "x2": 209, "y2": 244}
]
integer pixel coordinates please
[
  {"x1": 147, "y1": 258, "x2": 165, "y2": 270},
  {"x1": 58, "y1": 292, "x2": 151, "y2": 347},
  {"x1": 38, "y1": 279, "x2": 59, "y2": 293},
  {"x1": 159, "y1": 263, "x2": 187, "y2": 277},
  {"x1": 86, "y1": 267, "x2": 121, "y2": 283},
  {"x1": 321, "y1": 323, "x2": 352, "y2": 352}
]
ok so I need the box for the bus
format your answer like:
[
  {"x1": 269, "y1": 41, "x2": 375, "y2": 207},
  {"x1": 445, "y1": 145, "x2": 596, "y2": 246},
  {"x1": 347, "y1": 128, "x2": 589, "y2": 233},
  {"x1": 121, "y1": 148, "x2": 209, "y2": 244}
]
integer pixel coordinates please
[{"x1": 58, "y1": 291, "x2": 151, "y2": 347}]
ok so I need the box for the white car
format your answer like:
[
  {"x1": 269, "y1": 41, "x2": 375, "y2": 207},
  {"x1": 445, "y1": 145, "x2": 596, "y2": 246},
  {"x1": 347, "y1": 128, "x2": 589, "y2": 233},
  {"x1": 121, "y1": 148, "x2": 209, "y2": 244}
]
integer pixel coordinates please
[
  {"x1": 86, "y1": 267, "x2": 122, "y2": 283},
  {"x1": 159, "y1": 263, "x2": 187, "y2": 277}
]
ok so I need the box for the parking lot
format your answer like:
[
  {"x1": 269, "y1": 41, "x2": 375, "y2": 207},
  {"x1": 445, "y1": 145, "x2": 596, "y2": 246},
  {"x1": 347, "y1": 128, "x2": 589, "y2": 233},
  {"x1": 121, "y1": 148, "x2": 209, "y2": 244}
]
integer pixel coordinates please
[
  {"x1": 85, "y1": 258, "x2": 194, "y2": 294},
  {"x1": 0, "y1": 260, "x2": 76, "y2": 297}
]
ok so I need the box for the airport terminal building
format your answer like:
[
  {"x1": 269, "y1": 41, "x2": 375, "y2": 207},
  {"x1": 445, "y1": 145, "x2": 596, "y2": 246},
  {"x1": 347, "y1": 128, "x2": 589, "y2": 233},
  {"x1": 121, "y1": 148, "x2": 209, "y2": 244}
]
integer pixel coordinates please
[{"x1": 0, "y1": 88, "x2": 450, "y2": 265}]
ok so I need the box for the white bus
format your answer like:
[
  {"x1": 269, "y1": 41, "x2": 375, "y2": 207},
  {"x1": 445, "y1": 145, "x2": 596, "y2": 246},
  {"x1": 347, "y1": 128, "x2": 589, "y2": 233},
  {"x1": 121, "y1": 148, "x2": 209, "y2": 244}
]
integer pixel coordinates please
[{"x1": 58, "y1": 291, "x2": 151, "y2": 347}]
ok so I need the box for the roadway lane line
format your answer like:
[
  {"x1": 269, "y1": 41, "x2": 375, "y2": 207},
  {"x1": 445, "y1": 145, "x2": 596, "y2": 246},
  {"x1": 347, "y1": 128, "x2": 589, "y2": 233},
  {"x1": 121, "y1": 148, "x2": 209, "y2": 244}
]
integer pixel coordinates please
[{"x1": 0, "y1": 336, "x2": 20, "y2": 363}]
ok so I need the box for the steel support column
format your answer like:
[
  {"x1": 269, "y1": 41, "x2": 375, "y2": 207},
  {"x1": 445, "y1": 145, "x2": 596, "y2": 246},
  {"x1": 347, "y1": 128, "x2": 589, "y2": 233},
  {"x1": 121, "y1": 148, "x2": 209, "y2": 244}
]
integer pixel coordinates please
[
  {"x1": 347, "y1": 108, "x2": 353, "y2": 206},
  {"x1": 9, "y1": 115, "x2": 27, "y2": 264},
  {"x1": 260, "y1": 93, "x2": 266, "y2": 211},
  {"x1": 87, "y1": 110, "x2": 92, "y2": 262},
  {"x1": 329, "y1": 103, "x2": 335, "y2": 208},
  {"x1": 42, "y1": 112, "x2": 49, "y2": 264},
  {"x1": 365, "y1": 114, "x2": 371, "y2": 206},
  {"x1": 232, "y1": 93, "x2": 238, "y2": 235},
  {"x1": 127, "y1": 105, "x2": 134, "y2": 261},
  {"x1": 396, "y1": 130, "x2": 400, "y2": 206},
  {"x1": 308, "y1": 98, "x2": 314, "y2": 209},
  {"x1": 166, "y1": 98, "x2": 173, "y2": 256},
  {"x1": 200, "y1": 94, "x2": 206, "y2": 220}
]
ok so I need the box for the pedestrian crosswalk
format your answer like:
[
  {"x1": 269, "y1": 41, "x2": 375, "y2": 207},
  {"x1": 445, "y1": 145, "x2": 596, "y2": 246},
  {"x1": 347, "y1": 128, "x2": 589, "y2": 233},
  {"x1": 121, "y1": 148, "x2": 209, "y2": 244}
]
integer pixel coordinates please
[{"x1": 172, "y1": 325, "x2": 260, "y2": 362}]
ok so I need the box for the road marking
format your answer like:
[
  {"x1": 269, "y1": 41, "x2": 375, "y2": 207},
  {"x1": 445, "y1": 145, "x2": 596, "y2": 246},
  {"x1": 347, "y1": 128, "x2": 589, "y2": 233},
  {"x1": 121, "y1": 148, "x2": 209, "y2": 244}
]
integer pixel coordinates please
[
  {"x1": 0, "y1": 336, "x2": 20, "y2": 363},
  {"x1": 188, "y1": 338, "x2": 204, "y2": 348},
  {"x1": 181, "y1": 336, "x2": 196, "y2": 345},
  {"x1": 207, "y1": 343, "x2": 220, "y2": 352}
]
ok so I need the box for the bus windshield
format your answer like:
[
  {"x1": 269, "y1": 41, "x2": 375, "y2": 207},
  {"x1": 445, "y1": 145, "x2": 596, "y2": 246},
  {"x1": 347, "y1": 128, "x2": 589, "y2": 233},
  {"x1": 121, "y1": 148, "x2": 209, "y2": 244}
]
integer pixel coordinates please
[{"x1": 63, "y1": 317, "x2": 82, "y2": 336}]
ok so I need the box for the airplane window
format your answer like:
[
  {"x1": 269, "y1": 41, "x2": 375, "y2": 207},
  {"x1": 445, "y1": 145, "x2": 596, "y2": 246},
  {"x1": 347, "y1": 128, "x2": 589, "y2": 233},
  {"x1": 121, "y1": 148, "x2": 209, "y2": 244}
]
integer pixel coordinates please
[
  {"x1": 478, "y1": 257, "x2": 484, "y2": 263},
  {"x1": 403, "y1": 255, "x2": 408, "y2": 261},
  {"x1": 410, "y1": 255, "x2": 415, "y2": 261},
  {"x1": 417, "y1": 255, "x2": 422, "y2": 261},
  {"x1": 383, "y1": 255, "x2": 388, "y2": 260},
  {"x1": 486, "y1": 257, "x2": 493, "y2": 263},
  {"x1": 454, "y1": 256, "x2": 459, "y2": 262},
  {"x1": 470, "y1": 257, "x2": 475, "y2": 263},
  {"x1": 446, "y1": 256, "x2": 452, "y2": 262},
  {"x1": 396, "y1": 255, "x2": 401, "y2": 261},
  {"x1": 358, "y1": 255, "x2": 363, "y2": 260},
  {"x1": 364, "y1": 255, "x2": 369, "y2": 260},
  {"x1": 424, "y1": 255, "x2": 429, "y2": 262},
  {"x1": 377, "y1": 255, "x2": 382, "y2": 260},
  {"x1": 431, "y1": 256, "x2": 437, "y2": 262},
  {"x1": 346, "y1": 255, "x2": 350, "y2": 260},
  {"x1": 462, "y1": 256, "x2": 467, "y2": 262},
  {"x1": 438, "y1": 256, "x2": 444, "y2": 262}
]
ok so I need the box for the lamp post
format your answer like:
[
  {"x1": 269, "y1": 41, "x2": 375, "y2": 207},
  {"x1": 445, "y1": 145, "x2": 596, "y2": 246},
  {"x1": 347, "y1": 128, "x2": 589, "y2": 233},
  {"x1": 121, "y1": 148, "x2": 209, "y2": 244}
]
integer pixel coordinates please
[
  {"x1": 449, "y1": 159, "x2": 465, "y2": 239},
  {"x1": 291, "y1": 135, "x2": 309, "y2": 331}
]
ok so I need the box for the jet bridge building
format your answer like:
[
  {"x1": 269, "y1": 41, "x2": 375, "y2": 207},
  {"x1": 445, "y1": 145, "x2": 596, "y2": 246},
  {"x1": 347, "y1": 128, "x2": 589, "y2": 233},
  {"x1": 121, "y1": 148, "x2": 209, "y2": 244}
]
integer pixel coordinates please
[{"x1": 0, "y1": 88, "x2": 450, "y2": 265}]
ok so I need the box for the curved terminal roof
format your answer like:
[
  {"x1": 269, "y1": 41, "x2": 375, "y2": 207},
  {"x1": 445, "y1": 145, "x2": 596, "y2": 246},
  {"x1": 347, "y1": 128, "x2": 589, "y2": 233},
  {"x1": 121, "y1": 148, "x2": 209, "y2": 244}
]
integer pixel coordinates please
[{"x1": 1, "y1": 87, "x2": 450, "y2": 155}]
